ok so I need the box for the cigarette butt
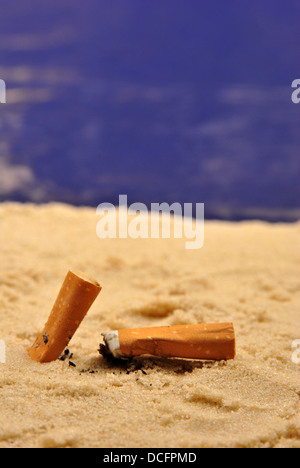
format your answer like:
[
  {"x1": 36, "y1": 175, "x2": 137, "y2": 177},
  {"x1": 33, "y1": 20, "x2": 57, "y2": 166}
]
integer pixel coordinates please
[
  {"x1": 102, "y1": 323, "x2": 235, "y2": 361},
  {"x1": 28, "y1": 270, "x2": 102, "y2": 363}
]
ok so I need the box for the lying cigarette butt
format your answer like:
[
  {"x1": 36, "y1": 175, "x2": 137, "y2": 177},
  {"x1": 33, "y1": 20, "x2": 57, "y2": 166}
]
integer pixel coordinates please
[
  {"x1": 102, "y1": 322, "x2": 235, "y2": 361},
  {"x1": 28, "y1": 270, "x2": 102, "y2": 363}
]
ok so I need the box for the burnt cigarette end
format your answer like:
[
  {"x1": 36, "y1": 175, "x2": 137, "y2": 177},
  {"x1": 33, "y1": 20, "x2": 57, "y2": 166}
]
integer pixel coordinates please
[
  {"x1": 98, "y1": 342, "x2": 112, "y2": 359},
  {"x1": 101, "y1": 331, "x2": 124, "y2": 359}
]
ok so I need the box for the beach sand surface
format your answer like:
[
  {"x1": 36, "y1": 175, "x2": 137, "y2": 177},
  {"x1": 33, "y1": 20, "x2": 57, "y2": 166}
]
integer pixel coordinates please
[{"x1": 0, "y1": 203, "x2": 299, "y2": 448}]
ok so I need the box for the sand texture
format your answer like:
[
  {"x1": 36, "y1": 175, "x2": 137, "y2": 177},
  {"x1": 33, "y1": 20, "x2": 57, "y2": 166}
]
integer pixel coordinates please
[{"x1": 0, "y1": 203, "x2": 299, "y2": 448}]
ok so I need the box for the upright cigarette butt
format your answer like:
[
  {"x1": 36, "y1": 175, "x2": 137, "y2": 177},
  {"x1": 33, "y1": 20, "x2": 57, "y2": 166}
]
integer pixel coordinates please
[
  {"x1": 103, "y1": 323, "x2": 235, "y2": 361},
  {"x1": 28, "y1": 270, "x2": 101, "y2": 363}
]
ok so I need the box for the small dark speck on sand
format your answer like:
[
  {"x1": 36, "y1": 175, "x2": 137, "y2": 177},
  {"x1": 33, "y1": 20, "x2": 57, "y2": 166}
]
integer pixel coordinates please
[{"x1": 59, "y1": 348, "x2": 70, "y2": 361}]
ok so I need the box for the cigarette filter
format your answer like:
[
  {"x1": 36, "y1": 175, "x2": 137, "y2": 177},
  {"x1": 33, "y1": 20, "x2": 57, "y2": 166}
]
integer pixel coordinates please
[
  {"x1": 28, "y1": 270, "x2": 102, "y2": 363},
  {"x1": 102, "y1": 322, "x2": 235, "y2": 361}
]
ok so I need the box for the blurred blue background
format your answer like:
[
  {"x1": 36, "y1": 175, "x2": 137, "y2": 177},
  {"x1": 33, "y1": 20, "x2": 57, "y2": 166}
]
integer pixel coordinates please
[{"x1": 0, "y1": 0, "x2": 299, "y2": 220}]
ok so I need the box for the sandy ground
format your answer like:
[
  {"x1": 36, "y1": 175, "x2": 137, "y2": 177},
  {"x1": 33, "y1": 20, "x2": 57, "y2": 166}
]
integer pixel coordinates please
[{"x1": 0, "y1": 202, "x2": 299, "y2": 448}]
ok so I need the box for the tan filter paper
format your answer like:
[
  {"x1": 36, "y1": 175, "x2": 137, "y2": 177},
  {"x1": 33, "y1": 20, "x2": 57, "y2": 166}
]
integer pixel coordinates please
[{"x1": 28, "y1": 270, "x2": 102, "y2": 363}]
